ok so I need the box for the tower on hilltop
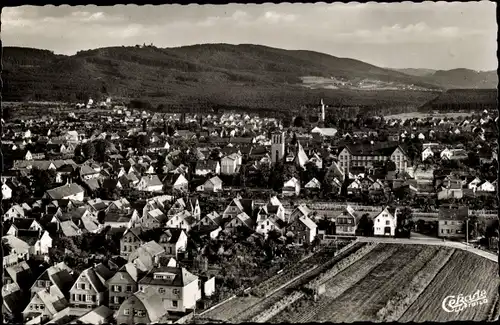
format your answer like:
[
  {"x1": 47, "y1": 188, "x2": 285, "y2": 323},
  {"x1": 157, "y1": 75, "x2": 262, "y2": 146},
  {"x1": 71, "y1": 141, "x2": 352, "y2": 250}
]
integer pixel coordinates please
[{"x1": 271, "y1": 131, "x2": 285, "y2": 164}]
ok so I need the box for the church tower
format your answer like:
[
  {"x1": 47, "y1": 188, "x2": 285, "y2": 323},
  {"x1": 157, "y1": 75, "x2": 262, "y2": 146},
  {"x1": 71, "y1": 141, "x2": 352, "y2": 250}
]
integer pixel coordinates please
[
  {"x1": 320, "y1": 98, "x2": 325, "y2": 122},
  {"x1": 271, "y1": 131, "x2": 285, "y2": 164}
]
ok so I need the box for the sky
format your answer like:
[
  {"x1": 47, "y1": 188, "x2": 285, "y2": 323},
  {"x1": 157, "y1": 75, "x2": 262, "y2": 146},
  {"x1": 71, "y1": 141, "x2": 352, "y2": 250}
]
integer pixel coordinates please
[{"x1": 2, "y1": 1, "x2": 498, "y2": 71}]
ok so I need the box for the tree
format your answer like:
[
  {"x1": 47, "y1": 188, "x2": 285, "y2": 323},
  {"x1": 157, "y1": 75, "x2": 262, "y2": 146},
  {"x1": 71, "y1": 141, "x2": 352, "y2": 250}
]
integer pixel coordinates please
[
  {"x1": 385, "y1": 160, "x2": 397, "y2": 172},
  {"x1": 293, "y1": 115, "x2": 305, "y2": 128},
  {"x1": 357, "y1": 213, "x2": 374, "y2": 236},
  {"x1": 82, "y1": 141, "x2": 96, "y2": 159},
  {"x1": 31, "y1": 168, "x2": 57, "y2": 196},
  {"x1": 396, "y1": 207, "x2": 413, "y2": 238}
]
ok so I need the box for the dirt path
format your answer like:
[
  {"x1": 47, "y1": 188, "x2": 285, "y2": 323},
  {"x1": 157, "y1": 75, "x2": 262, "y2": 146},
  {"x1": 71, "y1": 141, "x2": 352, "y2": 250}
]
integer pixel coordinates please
[{"x1": 400, "y1": 249, "x2": 499, "y2": 322}]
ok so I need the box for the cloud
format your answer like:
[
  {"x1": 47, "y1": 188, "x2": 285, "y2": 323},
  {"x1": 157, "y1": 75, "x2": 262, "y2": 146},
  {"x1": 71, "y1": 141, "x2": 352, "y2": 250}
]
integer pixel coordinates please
[
  {"x1": 334, "y1": 22, "x2": 486, "y2": 44},
  {"x1": 261, "y1": 11, "x2": 297, "y2": 24}
]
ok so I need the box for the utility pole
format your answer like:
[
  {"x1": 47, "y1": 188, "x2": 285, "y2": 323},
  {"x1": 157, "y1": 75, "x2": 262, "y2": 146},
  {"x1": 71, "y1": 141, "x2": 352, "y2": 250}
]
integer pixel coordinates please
[{"x1": 466, "y1": 217, "x2": 469, "y2": 249}]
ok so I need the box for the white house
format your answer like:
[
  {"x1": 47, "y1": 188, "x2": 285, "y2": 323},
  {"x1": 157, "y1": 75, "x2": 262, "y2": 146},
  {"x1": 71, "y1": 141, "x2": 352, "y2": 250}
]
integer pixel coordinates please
[
  {"x1": 467, "y1": 177, "x2": 482, "y2": 191},
  {"x1": 44, "y1": 183, "x2": 85, "y2": 202},
  {"x1": 31, "y1": 230, "x2": 53, "y2": 256},
  {"x1": 283, "y1": 177, "x2": 301, "y2": 196},
  {"x1": 137, "y1": 175, "x2": 163, "y2": 192},
  {"x1": 4, "y1": 205, "x2": 26, "y2": 220},
  {"x1": 304, "y1": 178, "x2": 321, "y2": 190},
  {"x1": 476, "y1": 180, "x2": 495, "y2": 193},
  {"x1": 2, "y1": 182, "x2": 12, "y2": 200},
  {"x1": 196, "y1": 176, "x2": 223, "y2": 193},
  {"x1": 221, "y1": 153, "x2": 242, "y2": 175},
  {"x1": 256, "y1": 215, "x2": 283, "y2": 237},
  {"x1": 373, "y1": 207, "x2": 397, "y2": 237},
  {"x1": 224, "y1": 212, "x2": 255, "y2": 233},
  {"x1": 440, "y1": 148, "x2": 453, "y2": 160},
  {"x1": 421, "y1": 147, "x2": 434, "y2": 162}
]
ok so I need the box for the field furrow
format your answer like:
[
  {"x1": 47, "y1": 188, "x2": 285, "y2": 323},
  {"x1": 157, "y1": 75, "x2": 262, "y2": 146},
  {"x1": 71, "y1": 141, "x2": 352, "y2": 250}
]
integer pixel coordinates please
[
  {"x1": 270, "y1": 243, "x2": 399, "y2": 323},
  {"x1": 312, "y1": 245, "x2": 433, "y2": 322},
  {"x1": 375, "y1": 247, "x2": 456, "y2": 322},
  {"x1": 400, "y1": 249, "x2": 499, "y2": 322},
  {"x1": 201, "y1": 296, "x2": 261, "y2": 321}
]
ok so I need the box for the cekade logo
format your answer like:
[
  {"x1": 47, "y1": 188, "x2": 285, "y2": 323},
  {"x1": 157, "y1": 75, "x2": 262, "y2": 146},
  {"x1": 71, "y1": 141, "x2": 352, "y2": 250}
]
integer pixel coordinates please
[{"x1": 442, "y1": 290, "x2": 488, "y2": 313}]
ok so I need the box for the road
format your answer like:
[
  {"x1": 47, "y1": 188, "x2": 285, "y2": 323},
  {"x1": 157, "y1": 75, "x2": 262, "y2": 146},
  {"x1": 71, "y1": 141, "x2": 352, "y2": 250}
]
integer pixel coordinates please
[{"x1": 357, "y1": 234, "x2": 498, "y2": 262}]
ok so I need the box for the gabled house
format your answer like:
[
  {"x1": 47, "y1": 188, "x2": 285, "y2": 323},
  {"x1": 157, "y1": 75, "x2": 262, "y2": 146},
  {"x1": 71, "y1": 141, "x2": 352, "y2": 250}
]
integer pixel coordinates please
[
  {"x1": 373, "y1": 207, "x2": 397, "y2": 237},
  {"x1": 163, "y1": 174, "x2": 189, "y2": 193},
  {"x1": 6, "y1": 218, "x2": 43, "y2": 237},
  {"x1": 195, "y1": 211, "x2": 223, "y2": 229},
  {"x1": 438, "y1": 207, "x2": 468, "y2": 239},
  {"x1": 220, "y1": 153, "x2": 242, "y2": 175},
  {"x1": 165, "y1": 211, "x2": 195, "y2": 232},
  {"x1": 4, "y1": 205, "x2": 27, "y2": 220},
  {"x1": 256, "y1": 215, "x2": 285, "y2": 237},
  {"x1": 196, "y1": 176, "x2": 223, "y2": 193},
  {"x1": 22, "y1": 284, "x2": 69, "y2": 323},
  {"x1": 476, "y1": 180, "x2": 496, "y2": 193},
  {"x1": 135, "y1": 266, "x2": 201, "y2": 313},
  {"x1": 69, "y1": 264, "x2": 113, "y2": 309},
  {"x1": 222, "y1": 198, "x2": 254, "y2": 221},
  {"x1": 30, "y1": 262, "x2": 74, "y2": 300},
  {"x1": 224, "y1": 212, "x2": 255, "y2": 233},
  {"x1": 115, "y1": 288, "x2": 167, "y2": 325},
  {"x1": 304, "y1": 178, "x2": 321, "y2": 191},
  {"x1": 282, "y1": 177, "x2": 301, "y2": 196},
  {"x1": 194, "y1": 160, "x2": 220, "y2": 176},
  {"x1": 128, "y1": 241, "x2": 165, "y2": 273},
  {"x1": 44, "y1": 184, "x2": 85, "y2": 202},
  {"x1": 106, "y1": 263, "x2": 144, "y2": 311},
  {"x1": 286, "y1": 215, "x2": 317, "y2": 245},
  {"x1": 136, "y1": 175, "x2": 163, "y2": 192},
  {"x1": 288, "y1": 204, "x2": 311, "y2": 224},
  {"x1": 18, "y1": 230, "x2": 53, "y2": 256},
  {"x1": 2, "y1": 182, "x2": 12, "y2": 200},
  {"x1": 334, "y1": 206, "x2": 358, "y2": 236}
]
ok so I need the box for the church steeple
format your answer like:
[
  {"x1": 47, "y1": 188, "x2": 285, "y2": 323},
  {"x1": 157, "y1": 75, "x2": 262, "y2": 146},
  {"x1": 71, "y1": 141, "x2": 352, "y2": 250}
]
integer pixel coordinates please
[{"x1": 320, "y1": 98, "x2": 325, "y2": 122}]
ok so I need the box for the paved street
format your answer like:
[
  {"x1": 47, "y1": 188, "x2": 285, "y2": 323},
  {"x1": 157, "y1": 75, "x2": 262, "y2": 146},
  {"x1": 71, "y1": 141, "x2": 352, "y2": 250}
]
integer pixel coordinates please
[{"x1": 357, "y1": 235, "x2": 498, "y2": 262}]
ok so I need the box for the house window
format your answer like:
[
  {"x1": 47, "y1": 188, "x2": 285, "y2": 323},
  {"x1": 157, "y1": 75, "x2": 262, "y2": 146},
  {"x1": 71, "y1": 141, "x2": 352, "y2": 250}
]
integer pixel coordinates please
[
  {"x1": 72, "y1": 294, "x2": 75, "y2": 301},
  {"x1": 135, "y1": 310, "x2": 146, "y2": 317},
  {"x1": 444, "y1": 221, "x2": 447, "y2": 225},
  {"x1": 40, "y1": 305, "x2": 45, "y2": 310},
  {"x1": 86, "y1": 294, "x2": 92, "y2": 302},
  {"x1": 385, "y1": 221, "x2": 390, "y2": 225},
  {"x1": 124, "y1": 309, "x2": 130, "y2": 315},
  {"x1": 261, "y1": 225, "x2": 265, "y2": 229},
  {"x1": 126, "y1": 285, "x2": 132, "y2": 292},
  {"x1": 159, "y1": 288, "x2": 165, "y2": 294},
  {"x1": 172, "y1": 300, "x2": 178, "y2": 308},
  {"x1": 173, "y1": 289, "x2": 180, "y2": 295},
  {"x1": 441, "y1": 229, "x2": 444, "y2": 234},
  {"x1": 45, "y1": 281, "x2": 50, "y2": 288},
  {"x1": 80, "y1": 283, "x2": 86, "y2": 290}
]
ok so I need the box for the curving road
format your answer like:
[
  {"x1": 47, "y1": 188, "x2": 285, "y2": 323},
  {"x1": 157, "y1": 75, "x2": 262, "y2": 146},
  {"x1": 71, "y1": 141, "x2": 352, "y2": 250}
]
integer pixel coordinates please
[{"x1": 356, "y1": 234, "x2": 498, "y2": 262}]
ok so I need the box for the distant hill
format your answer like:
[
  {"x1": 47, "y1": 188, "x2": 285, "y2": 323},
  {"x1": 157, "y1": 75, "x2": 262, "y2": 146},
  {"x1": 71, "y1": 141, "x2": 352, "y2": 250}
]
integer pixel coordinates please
[
  {"x1": 391, "y1": 68, "x2": 437, "y2": 77},
  {"x1": 3, "y1": 44, "x2": 491, "y2": 113},
  {"x1": 419, "y1": 88, "x2": 497, "y2": 112},
  {"x1": 393, "y1": 68, "x2": 497, "y2": 89}
]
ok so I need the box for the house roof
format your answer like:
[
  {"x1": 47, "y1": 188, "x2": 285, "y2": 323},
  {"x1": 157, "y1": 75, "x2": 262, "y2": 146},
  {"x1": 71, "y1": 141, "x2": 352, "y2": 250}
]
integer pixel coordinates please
[
  {"x1": 299, "y1": 215, "x2": 317, "y2": 230},
  {"x1": 60, "y1": 220, "x2": 80, "y2": 237},
  {"x1": 343, "y1": 142, "x2": 404, "y2": 157},
  {"x1": 439, "y1": 207, "x2": 469, "y2": 221},
  {"x1": 46, "y1": 184, "x2": 84, "y2": 200},
  {"x1": 10, "y1": 217, "x2": 38, "y2": 231},
  {"x1": 138, "y1": 266, "x2": 198, "y2": 287},
  {"x1": 132, "y1": 290, "x2": 168, "y2": 322}
]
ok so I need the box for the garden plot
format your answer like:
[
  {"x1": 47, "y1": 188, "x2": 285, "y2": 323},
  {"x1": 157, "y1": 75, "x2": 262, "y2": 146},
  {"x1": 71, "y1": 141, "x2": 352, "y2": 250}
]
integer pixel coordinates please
[{"x1": 399, "y1": 249, "x2": 499, "y2": 322}]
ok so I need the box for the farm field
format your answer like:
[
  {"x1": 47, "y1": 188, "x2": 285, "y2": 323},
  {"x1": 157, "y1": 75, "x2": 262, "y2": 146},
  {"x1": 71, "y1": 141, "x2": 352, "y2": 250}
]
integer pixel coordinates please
[
  {"x1": 400, "y1": 249, "x2": 499, "y2": 322},
  {"x1": 384, "y1": 111, "x2": 473, "y2": 121},
  {"x1": 201, "y1": 241, "x2": 364, "y2": 322},
  {"x1": 270, "y1": 244, "x2": 498, "y2": 323}
]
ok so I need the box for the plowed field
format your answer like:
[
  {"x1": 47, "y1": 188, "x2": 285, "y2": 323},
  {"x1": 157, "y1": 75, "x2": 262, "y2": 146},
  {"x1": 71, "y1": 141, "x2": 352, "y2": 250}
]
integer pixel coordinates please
[
  {"x1": 400, "y1": 249, "x2": 499, "y2": 322},
  {"x1": 271, "y1": 244, "x2": 498, "y2": 323}
]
